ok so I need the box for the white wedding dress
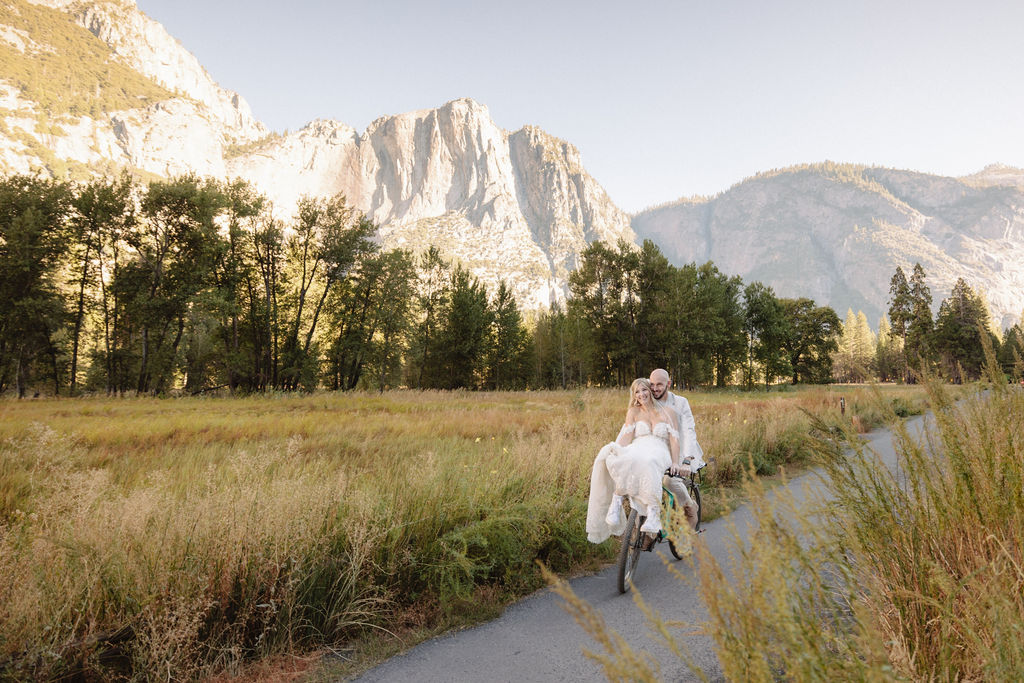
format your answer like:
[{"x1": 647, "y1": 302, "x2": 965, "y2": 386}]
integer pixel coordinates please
[{"x1": 586, "y1": 421, "x2": 677, "y2": 543}]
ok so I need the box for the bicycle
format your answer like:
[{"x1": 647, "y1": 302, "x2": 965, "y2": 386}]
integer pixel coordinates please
[{"x1": 617, "y1": 459, "x2": 706, "y2": 594}]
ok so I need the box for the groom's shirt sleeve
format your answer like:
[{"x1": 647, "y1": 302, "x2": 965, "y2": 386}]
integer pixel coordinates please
[{"x1": 676, "y1": 395, "x2": 704, "y2": 463}]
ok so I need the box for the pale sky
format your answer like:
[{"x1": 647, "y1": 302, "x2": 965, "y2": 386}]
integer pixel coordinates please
[{"x1": 136, "y1": 0, "x2": 1024, "y2": 213}]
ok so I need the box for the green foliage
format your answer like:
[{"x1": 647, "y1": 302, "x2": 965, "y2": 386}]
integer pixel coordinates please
[
  {"x1": 0, "y1": 170, "x2": 1003, "y2": 397},
  {"x1": 324, "y1": 248, "x2": 417, "y2": 390},
  {"x1": 743, "y1": 282, "x2": 791, "y2": 389},
  {"x1": 781, "y1": 297, "x2": 841, "y2": 384},
  {"x1": 933, "y1": 277, "x2": 997, "y2": 382},
  {"x1": 435, "y1": 266, "x2": 493, "y2": 389},
  {"x1": 0, "y1": 0, "x2": 173, "y2": 117},
  {"x1": 0, "y1": 173, "x2": 73, "y2": 396},
  {"x1": 485, "y1": 281, "x2": 532, "y2": 390}
]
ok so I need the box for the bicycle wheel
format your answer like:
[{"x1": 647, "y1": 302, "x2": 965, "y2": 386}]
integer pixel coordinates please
[
  {"x1": 616, "y1": 507, "x2": 643, "y2": 593},
  {"x1": 667, "y1": 492, "x2": 684, "y2": 560},
  {"x1": 688, "y1": 480, "x2": 703, "y2": 532}
]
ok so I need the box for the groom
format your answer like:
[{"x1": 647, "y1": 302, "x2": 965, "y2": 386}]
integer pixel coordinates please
[{"x1": 650, "y1": 368, "x2": 704, "y2": 528}]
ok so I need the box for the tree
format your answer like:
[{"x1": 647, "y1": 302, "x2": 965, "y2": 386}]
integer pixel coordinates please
[
  {"x1": 361, "y1": 250, "x2": 417, "y2": 391},
  {"x1": 325, "y1": 249, "x2": 416, "y2": 390},
  {"x1": 208, "y1": 179, "x2": 267, "y2": 393},
  {"x1": 279, "y1": 194, "x2": 376, "y2": 390},
  {"x1": 434, "y1": 266, "x2": 493, "y2": 389},
  {"x1": 693, "y1": 262, "x2": 745, "y2": 388},
  {"x1": 874, "y1": 315, "x2": 902, "y2": 382},
  {"x1": 485, "y1": 281, "x2": 532, "y2": 390},
  {"x1": 0, "y1": 175, "x2": 73, "y2": 396},
  {"x1": 67, "y1": 174, "x2": 134, "y2": 395},
  {"x1": 121, "y1": 175, "x2": 229, "y2": 394},
  {"x1": 567, "y1": 241, "x2": 631, "y2": 385},
  {"x1": 996, "y1": 323, "x2": 1023, "y2": 379},
  {"x1": 531, "y1": 302, "x2": 590, "y2": 389},
  {"x1": 743, "y1": 282, "x2": 791, "y2": 390},
  {"x1": 408, "y1": 247, "x2": 450, "y2": 389},
  {"x1": 933, "y1": 278, "x2": 995, "y2": 382},
  {"x1": 887, "y1": 266, "x2": 912, "y2": 341},
  {"x1": 780, "y1": 298, "x2": 840, "y2": 384},
  {"x1": 905, "y1": 262, "x2": 934, "y2": 379},
  {"x1": 239, "y1": 211, "x2": 287, "y2": 391}
]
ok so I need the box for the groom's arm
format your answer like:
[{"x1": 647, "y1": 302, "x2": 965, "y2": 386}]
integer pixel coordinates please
[{"x1": 675, "y1": 396, "x2": 703, "y2": 462}]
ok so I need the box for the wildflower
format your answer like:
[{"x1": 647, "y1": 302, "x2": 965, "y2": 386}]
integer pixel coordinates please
[{"x1": 475, "y1": 437, "x2": 481, "y2": 442}]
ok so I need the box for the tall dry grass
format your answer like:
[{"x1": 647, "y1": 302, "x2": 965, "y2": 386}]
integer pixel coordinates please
[
  {"x1": 0, "y1": 384, "x2": 928, "y2": 680},
  {"x1": 552, "y1": 362, "x2": 1020, "y2": 680}
]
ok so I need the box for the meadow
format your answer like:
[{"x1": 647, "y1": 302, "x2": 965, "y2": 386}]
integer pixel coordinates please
[{"x1": 0, "y1": 384, "x2": 930, "y2": 680}]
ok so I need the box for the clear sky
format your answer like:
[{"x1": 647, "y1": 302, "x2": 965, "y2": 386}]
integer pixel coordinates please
[{"x1": 135, "y1": 0, "x2": 1024, "y2": 213}]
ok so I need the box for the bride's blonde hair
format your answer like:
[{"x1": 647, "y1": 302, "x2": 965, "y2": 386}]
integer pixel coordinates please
[{"x1": 628, "y1": 378, "x2": 653, "y2": 408}]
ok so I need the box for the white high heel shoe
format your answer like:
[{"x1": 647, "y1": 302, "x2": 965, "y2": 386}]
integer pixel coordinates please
[{"x1": 605, "y1": 494, "x2": 623, "y2": 526}]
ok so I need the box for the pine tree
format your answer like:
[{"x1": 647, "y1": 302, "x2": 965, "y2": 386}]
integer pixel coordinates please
[
  {"x1": 486, "y1": 281, "x2": 531, "y2": 390},
  {"x1": 904, "y1": 262, "x2": 934, "y2": 380},
  {"x1": 436, "y1": 266, "x2": 493, "y2": 389},
  {"x1": 933, "y1": 277, "x2": 994, "y2": 382},
  {"x1": 887, "y1": 266, "x2": 912, "y2": 342}
]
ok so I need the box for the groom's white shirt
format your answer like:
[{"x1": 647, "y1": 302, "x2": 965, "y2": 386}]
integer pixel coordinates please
[{"x1": 658, "y1": 391, "x2": 705, "y2": 469}]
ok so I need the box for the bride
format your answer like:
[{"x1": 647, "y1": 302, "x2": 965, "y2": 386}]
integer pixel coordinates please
[{"x1": 586, "y1": 378, "x2": 684, "y2": 543}]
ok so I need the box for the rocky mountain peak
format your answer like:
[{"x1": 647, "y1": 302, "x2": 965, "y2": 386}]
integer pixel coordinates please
[{"x1": 228, "y1": 97, "x2": 632, "y2": 308}]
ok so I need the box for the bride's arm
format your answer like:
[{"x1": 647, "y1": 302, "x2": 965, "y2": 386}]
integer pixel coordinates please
[{"x1": 616, "y1": 407, "x2": 638, "y2": 446}]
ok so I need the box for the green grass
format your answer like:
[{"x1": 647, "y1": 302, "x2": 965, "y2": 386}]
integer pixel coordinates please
[{"x1": 0, "y1": 384, "x2": 930, "y2": 680}]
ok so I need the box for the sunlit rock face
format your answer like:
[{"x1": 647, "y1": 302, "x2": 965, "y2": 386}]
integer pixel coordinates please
[
  {"x1": 229, "y1": 99, "x2": 634, "y2": 307},
  {"x1": 633, "y1": 164, "x2": 1024, "y2": 328},
  {"x1": 2, "y1": 2, "x2": 632, "y2": 308}
]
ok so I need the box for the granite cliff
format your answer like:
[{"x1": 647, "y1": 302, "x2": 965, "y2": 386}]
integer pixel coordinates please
[
  {"x1": 1, "y1": 0, "x2": 1020, "y2": 323},
  {"x1": 632, "y1": 163, "x2": 1024, "y2": 328},
  {"x1": 0, "y1": 0, "x2": 632, "y2": 307}
]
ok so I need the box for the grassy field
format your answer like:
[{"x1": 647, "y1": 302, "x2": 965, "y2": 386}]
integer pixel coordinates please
[{"x1": 0, "y1": 384, "x2": 931, "y2": 680}]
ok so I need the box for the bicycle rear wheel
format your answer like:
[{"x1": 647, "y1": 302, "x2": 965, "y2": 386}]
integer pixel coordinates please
[{"x1": 616, "y1": 507, "x2": 643, "y2": 593}]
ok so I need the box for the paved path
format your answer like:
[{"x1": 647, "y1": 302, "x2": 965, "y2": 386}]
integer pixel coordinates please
[{"x1": 355, "y1": 415, "x2": 925, "y2": 682}]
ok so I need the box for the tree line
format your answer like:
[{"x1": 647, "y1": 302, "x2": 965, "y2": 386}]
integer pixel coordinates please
[
  {"x1": 2, "y1": 173, "x2": 1016, "y2": 397},
  {"x1": 832, "y1": 263, "x2": 1023, "y2": 384}
]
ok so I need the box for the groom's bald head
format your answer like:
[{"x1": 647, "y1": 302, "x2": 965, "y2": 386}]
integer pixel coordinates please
[{"x1": 649, "y1": 369, "x2": 671, "y2": 400}]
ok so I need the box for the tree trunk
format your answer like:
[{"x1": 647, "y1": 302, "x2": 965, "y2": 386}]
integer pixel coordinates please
[{"x1": 70, "y1": 240, "x2": 92, "y2": 395}]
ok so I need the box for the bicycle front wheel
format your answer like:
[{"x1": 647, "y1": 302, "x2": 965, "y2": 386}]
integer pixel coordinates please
[
  {"x1": 667, "y1": 490, "x2": 685, "y2": 560},
  {"x1": 617, "y1": 507, "x2": 643, "y2": 593},
  {"x1": 688, "y1": 481, "x2": 703, "y2": 532}
]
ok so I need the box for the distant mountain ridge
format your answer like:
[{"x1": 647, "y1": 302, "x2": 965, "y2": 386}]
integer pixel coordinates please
[
  {"x1": 632, "y1": 162, "x2": 1024, "y2": 328},
  {"x1": 0, "y1": 0, "x2": 1020, "y2": 324}
]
